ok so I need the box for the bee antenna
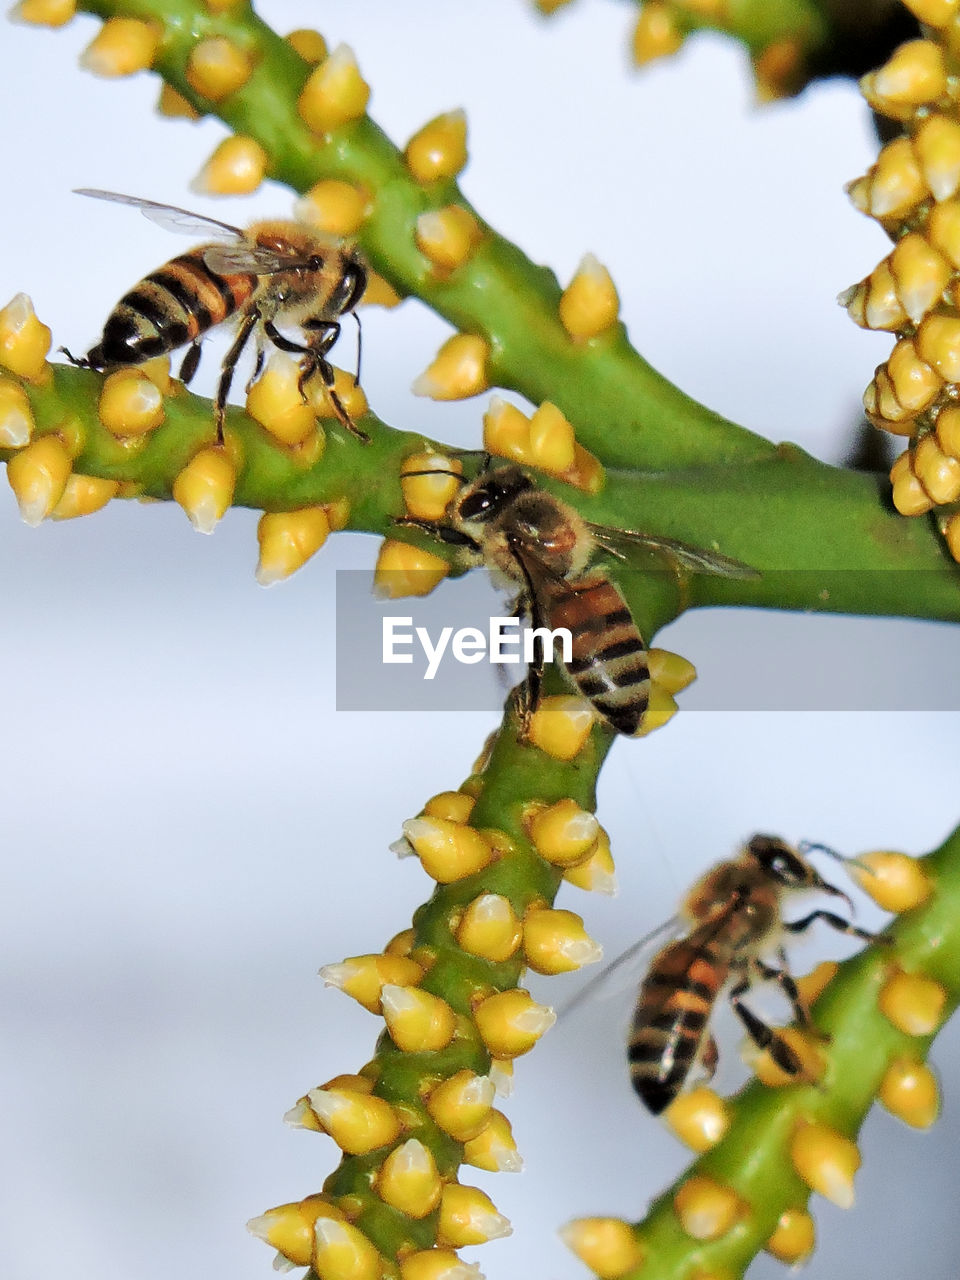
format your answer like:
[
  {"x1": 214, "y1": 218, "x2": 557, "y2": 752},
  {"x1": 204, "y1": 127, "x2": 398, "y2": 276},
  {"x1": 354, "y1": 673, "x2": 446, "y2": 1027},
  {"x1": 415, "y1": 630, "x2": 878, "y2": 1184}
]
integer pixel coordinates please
[
  {"x1": 798, "y1": 840, "x2": 874, "y2": 876},
  {"x1": 400, "y1": 468, "x2": 466, "y2": 481}
]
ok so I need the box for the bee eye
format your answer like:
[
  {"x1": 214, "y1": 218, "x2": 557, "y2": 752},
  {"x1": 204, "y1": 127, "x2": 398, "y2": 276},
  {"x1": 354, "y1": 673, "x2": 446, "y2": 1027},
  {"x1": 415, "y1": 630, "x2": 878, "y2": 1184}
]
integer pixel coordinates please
[{"x1": 459, "y1": 488, "x2": 497, "y2": 520}]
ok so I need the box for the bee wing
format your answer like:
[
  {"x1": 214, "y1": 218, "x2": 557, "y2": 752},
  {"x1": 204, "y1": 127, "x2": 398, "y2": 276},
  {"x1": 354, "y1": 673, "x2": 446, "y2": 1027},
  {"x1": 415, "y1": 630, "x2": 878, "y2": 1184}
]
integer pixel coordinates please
[
  {"x1": 202, "y1": 244, "x2": 290, "y2": 276},
  {"x1": 586, "y1": 523, "x2": 760, "y2": 580},
  {"x1": 73, "y1": 189, "x2": 245, "y2": 241},
  {"x1": 558, "y1": 914, "x2": 685, "y2": 1021}
]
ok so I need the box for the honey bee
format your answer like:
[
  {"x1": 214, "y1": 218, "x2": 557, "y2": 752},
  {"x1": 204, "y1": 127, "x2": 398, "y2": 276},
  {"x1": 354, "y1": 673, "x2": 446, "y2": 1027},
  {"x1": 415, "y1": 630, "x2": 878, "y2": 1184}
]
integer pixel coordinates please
[
  {"x1": 62, "y1": 189, "x2": 369, "y2": 443},
  {"x1": 397, "y1": 462, "x2": 755, "y2": 735},
  {"x1": 621, "y1": 835, "x2": 880, "y2": 1113}
]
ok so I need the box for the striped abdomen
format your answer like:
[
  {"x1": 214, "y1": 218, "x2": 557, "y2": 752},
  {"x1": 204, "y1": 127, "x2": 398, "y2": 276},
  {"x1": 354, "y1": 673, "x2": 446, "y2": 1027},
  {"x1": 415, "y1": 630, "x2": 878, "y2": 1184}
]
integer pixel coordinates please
[
  {"x1": 88, "y1": 250, "x2": 257, "y2": 368},
  {"x1": 628, "y1": 927, "x2": 731, "y2": 1114},
  {"x1": 546, "y1": 575, "x2": 649, "y2": 735}
]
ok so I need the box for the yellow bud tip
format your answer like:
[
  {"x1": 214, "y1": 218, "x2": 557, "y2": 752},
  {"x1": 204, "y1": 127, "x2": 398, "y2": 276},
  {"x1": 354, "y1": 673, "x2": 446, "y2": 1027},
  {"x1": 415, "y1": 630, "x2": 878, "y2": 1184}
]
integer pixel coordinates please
[
  {"x1": 377, "y1": 1138, "x2": 442, "y2": 1217},
  {"x1": 286, "y1": 28, "x2": 328, "y2": 64},
  {"x1": 157, "y1": 83, "x2": 201, "y2": 119},
  {"x1": 192, "y1": 135, "x2": 268, "y2": 196},
  {"x1": 473, "y1": 988, "x2": 556, "y2": 1057},
  {"x1": 186, "y1": 36, "x2": 253, "y2": 102},
  {"x1": 381, "y1": 983, "x2": 457, "y2": 1052},
  {"x1": 647, "y1": 647, "x2": 697, "y2": 694},
  {"x1": 405, "y1": 109, "x2": 469, "y2": 184},
  {"x1": 560, "y1": 1217, "x2": 644, "y2": 1278},
  {"x1": 415, "y1": 206, "x2": 483, "y2": 272},
  {"x1": 281, "y1": 1098, "x2": 316, "y2": 1130},
  {"x1": 98, "y1": 369, "x2": 165, "y2": 437},
  {"x1": 256, "y1": 507, "x2": 331, "y2": 586},
  {"x1": 7, "y1": 435, "x2": 72, "y2": 525},
  {"x1": 673, "y1": 1176, "x2": 744, "y2": 1241},
  {"x1": 438, "y1": 1184, "x2": 512, "y2": 1247},
  {"x1": 462, "y1": 1109, "x2": 522, "y2": 1172},
  {"x1": 523, "y1": 907, "x2": 603, "y2": 974},
  {"x1": 879, "y1": 1057, "x2": 940, "y2": 1128},
  {"x1": 528, "y1": 798, "x2": 600, "y2": 867},
  {"x1": 632, "y1": 3, "x2": 684, "y2": 66},
  {"x1": 294, "y1": 180, "x2": 368, "y2": 237},
  {"x1": 664, "y1": 1087, "x2": 730, "y2": 1152},
  {"x1": 456, "y1": 892, "x2": 523, "y2": 962},
  {"x1": 879, "y1": 970, "x2": 947, "y2": 1036},
  {"x1": 51, "y1": 473, "x2": 119, "y2": 521},
  {"x1": 559, "y1": 252, "x2": 620, "y2": 339},
  {"x1": 0, "y1": 378, "x2": 35, "y2": 446},
  {"x1": 298, "y1": 43, "x2": 370, "y2": 135},
  {"x1": 373, "y1": 538, "x2": 450, "y2": 598},
  {"x1": 0, "y1": 293, "x2": 52, "y2": 380},
  {"x1": 172, "y1": 447, "x2": 236, "y2": 534},
  {"x1": 400, "y1": 1250, "x2": 484, "y2": 1280},
  {"x1": 412, "y1": 334, "x2": 490, "y2": 400},
  {"x1": 527, "y1": 695, "x2": 596, "y2": 760},
  {"x1": 849, "y1": 850, "x2": 932, "y2": 913},
  {"x1": 790, "y1": 1122, "x2": 860, "y2": 1208},
  {"x1": 11, "y1": 0, "x2": 75, "y2": 26},
  {"x1": 766, "y1": 1208, "x2": 816, "y2": 1264},
  {"x1": 312, "y1": 1218, "x2": 381, "y2": 1280},
  {"x1": 401, "y1": 815, "x2": 493, "y2": 883},
  {"x1": 305, "y1": 1086, "x2": 401, "y2": 1154},
  {"x1": 80, "y1": 18, "x2": 160, "y2": 77},
  {"x1": 527, "y1": 400, "x2": 576, "y2": 473},
  {"x1": 401, "y1": 451, "x2": 463, "y2": 521},
  {"x1": 636, "y1": 684, "x2": 679, "y2": 736}
]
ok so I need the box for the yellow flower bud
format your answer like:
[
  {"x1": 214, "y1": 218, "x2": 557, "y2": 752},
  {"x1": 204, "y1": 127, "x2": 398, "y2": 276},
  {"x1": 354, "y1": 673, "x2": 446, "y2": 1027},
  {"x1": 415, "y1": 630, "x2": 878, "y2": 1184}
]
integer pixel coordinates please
[
  {"x1": 384, "y1": 927, "x2": 416, "y2": 958},
  {"x1": 401, "y1": 451, "x2": 463, "y2": 521},
  {"x1": 311, "y1": 1217, "x2": 382, "y2": 1280},
  {"x1": 878, "y1": 1056, "x2": 940, "y2": 1128},
  {"x1": 373, "y1": 539, "x2": 449, "y2": 598},
  {"x1": 855, "y1": 849, "x2": 936, "y2": 911},
  {"x1": 381, "y1": 984, "x2": 457, "y2": 1052},
  {"x1": 97, "y1": 369, "x2": 165, "y2": 437},
  {"x1": 891, "y1": 456, "x2": 935, "y2": 516},
  {"x1": 423, "y1": 790, "x2": 475, "y2": 823},
  {"x1": 750, "y1": 1026, "x2": 825, "y2": 1087},
  {"x1": 304, "y1": 1086, "x2": 401, "y2": 1154},
  {"x1": 426, "y1": 1069, "x2": 495, "y2": 1141},
  {"x1": 172, "y1": 446, "x2": 236, "y2": 534},
  {"x1": 157, "y1": 83, "x2": 201, "y2": 119},
  {"x1": 80, "y1": 18, "x2": 160, "y2": 76},
  {"x1": 401, "y1": 816, "x2": 494, "y2": 883},
  {"x1": 0, "y1": 377, "x2": 34, "y2": 447},
  {"x1": 562, "y1": 827, "x2": 618, "y2": 894},
  {"x1": 193, "y1": 135, "x2": 268, "y2": 195},
  {"x1": 482, "y1": 395, "x2": 531, "y2": 461},
  {"x1": 51, "y1": 473, "x2": 119, "y2": 520},
  {"x1": 298, "y1": 44, "x2": 370, "y2": 134},
  {"x1": 673, "y1": 1176, "x2": 744, "y2": 1241},
  {"x1": 437, "y1": 1184, "x2": 512, "y2": 1247},
  {"x1": 914, "y1": 114, "x2": 960, "y2": 202},
  {"x1": 320, "y1": 952, "x2": 424, "y2": 1014},
  {"x1": 915, "y1": 432, "x2": 960, "y2": 503},
  {"x1": 647, "y1": 647, "x2": 697, "y2": 694},
  {"x1": 937, "y1": 404, "x2": 960, "y2": 458},
  {"x1": 849, "y1": 137, "x2": 928, "y2": 222},
  {"x1": 245, "y1": 352, "x2": 317, "y2": 446},
  {"x1": 7, "y1": 435, "x2": 71, "y2": 525},
  {"x1": 528, "y1": 798, "x2": 599, "y2": 867},
  {"x1": 900, "y1": 0, "x2": 958, "y2": 25},
  {"x1": 791, "y1": 1121, "x2": 860, "y2": 1208},
  {"x1": 527, "y1": 694, "x2": 595, "y2": 760},
  {"x1": 186, "y1": 36, "x2": 253, "y2": 101},
  {"x1": 362, "y1": 271, "x2": 403, "y2": 308},
  {"x1": 890, "y1": 234, "x2": 952, "y2": 326},
  {"x1": 376, "y1": 1138, "x2": 442, "y2": 1218},
  {"x1": 305, "y1": 364, "x2": 368, "y2": 423},
  {"x1": 879, "y1": 970, "x2": 947, "y2": 1035},
  {"x1": 861, "y1": 40, "x2": 947, "y2": 117},
  {"x1": 462, "y1": 1107, "x2": 522, "y2": 1172},
  {"x1": 559, "y1": 253, "x2": 619, "y2": 339},
  {"x1": 945, "y1": 511, "x2": 960, "y2": 561},
  {"x1": 286, "y1": 28, "x2": 327, "y2": 62},
  {"x1": 405, "y1": 110, "x2": 468, "y2": 183},
  {"x1": 473, "y1": 988, "x2": 555, "y2": 1057},
  {"x1": 664, "y1": 1087, "x2": 730, "y2": 1152},
  {"x1": 455, "y1": 893, "x2": 522, "y2": 962},
  {"x1": 416, "y1": 206, "x2": 483, "y2": 273},
  {"x1": 560, "y1": 1218, "x2": 644, "y2": 1279},
  {"x1": 636, "y1": 683, "x2": 679, "y2": 736},
  {"x1": 564, "y1": 441, "x2": 605, "y2": 493},
  {"x1": 632, "y1": 3, "x2": 684, "y2": 65},
  {"x1": 12, "y1": 0, "x2": 75, "y2": 25},
  {"x1": 295, "y1": 180, "x2": 369, "y2": 236},
  {"x1": 753, "y1": 38, "x2": 804, "y2": 102},
  {"x1": 886, "y1": 338, "x2": 942, "y2": 416},
  {"x1": 765, "y1": 1208, "x2": 816, "y2": 1264},
  {"x1": 247, "y1": 1194, "x2": 344, "y2": 1268},
  {"x1": 795, "y1": 959, "x2": 838, "y2": 1006},
  {"x1": 256, "y1": 507, "x2": 331, "y2": 586},
  {"x1": 527, "y1": 400, "x2": 576, "y2": 472},
  {"x1": 522, "y1": 907, "x2": 602, "y2": 974},
  {"x1": 0, "y1": 293, "x2": 51, "y2": 380},
  {"x1": 401, "y1": 1250, "x2": 482, "y2": 1280},
  {"x1": 413, "y1": 334, "x2": 490, "y2": 400},
  {"x1": 927, "y1": 198, "x2": 960, "y2": 269}
]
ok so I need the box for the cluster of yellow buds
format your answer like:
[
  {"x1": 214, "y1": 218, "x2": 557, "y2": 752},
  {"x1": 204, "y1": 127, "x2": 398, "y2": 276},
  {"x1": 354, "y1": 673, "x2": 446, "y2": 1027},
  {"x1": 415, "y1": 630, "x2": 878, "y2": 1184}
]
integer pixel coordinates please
[
  {"x1": 842, "y1": 6, "x2": 960, "y2": 561},
  {"x1": 482, "y1": 396, "x2": 603, "y2": 492}
]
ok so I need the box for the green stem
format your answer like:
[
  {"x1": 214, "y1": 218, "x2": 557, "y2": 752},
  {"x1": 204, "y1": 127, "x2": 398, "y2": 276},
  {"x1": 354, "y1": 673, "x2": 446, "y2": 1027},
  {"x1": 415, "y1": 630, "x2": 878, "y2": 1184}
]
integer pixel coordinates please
[{"x1": 626, "y1": 821, "x2": 960, "y2": 1280}]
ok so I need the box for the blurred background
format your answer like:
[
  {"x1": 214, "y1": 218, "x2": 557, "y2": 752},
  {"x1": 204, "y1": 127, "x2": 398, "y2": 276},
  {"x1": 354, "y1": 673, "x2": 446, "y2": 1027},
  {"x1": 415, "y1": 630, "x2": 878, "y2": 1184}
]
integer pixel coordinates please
[{"x1": 1, "y1": 2, "x2": 958, "y2": 1278}]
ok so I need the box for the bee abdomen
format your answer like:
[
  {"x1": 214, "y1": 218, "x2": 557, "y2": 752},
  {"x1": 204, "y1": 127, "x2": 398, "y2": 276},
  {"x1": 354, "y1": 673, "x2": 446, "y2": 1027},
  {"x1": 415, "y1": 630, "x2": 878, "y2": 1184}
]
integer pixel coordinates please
[
  {"x1": 91, "y1": 253, "x2": 255, "y2": 368},
  {"x1": 549, "y1": 577, "x2": 650, "y2": 735}
]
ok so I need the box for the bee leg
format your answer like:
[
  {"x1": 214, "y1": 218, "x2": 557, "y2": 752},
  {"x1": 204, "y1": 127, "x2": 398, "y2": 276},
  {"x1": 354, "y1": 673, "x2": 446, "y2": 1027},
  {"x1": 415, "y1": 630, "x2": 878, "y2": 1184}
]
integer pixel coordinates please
[
  {"x1": 699, "y1": 1034, "x2": 719, "y2": 1082},
  {"x1": 753, "y1": 955, "x2": 813, "y2": 1028},
  {"x1": 392, "y1": 516, "x2": 481, "y2": 551},
  {"x1": 244, "y1": 340, "x2": 265, "y2": 394},
  {"x1": 264, "y1": 319, "x2": 369, "y2": 444},
  {"x1": 59, "y1": 346, "x2": 94, "y2": 370},
  {"x1": 179, "y1": 340, "x2": 203, "y2": 387},
  {"x1": 215, "y1": 309, "x2": 259, "y2": 445},
  {"x1": 782, "y1": 911, "x2": 884, "y2": 944},
  {"x1": 729, "y1": 980, "x2": 806, "y2": 1078}
]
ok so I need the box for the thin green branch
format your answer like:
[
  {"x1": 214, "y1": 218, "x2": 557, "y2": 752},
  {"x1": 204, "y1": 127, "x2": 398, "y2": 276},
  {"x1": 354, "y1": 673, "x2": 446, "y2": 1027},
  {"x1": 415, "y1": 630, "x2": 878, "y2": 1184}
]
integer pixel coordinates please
[{"x1": 623, "y1": 821, "x2": 960, "y2": 1280}]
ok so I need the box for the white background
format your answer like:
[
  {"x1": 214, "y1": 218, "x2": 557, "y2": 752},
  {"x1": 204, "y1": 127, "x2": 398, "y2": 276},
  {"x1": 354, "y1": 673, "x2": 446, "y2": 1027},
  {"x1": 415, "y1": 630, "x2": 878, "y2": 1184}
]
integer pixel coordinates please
[{"x1": 1, "y1": 3, "x2": 959, "y2": 1279}]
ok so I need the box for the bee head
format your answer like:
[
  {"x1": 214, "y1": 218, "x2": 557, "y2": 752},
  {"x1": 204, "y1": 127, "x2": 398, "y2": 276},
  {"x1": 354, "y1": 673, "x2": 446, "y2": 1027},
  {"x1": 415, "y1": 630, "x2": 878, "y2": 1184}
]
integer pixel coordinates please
[
  {"x1": 457, "y1": 465, "x2": 533, "y2": 523},
  {"x1": 747, "y1": 835, "x2": 817, "y2": 888}
]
